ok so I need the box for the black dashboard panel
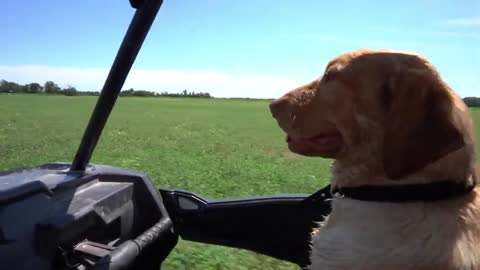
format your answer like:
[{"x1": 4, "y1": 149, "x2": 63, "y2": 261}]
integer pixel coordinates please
[{"x1": 0, "y1": 163, "x2": 173, "y2": 270}]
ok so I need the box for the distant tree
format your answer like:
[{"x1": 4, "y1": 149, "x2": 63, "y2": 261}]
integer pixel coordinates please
[
  {"x1": 0, "y1": 80, "x2": 22, "y2": 93},
  {"x1": 25, "y1": 82, "x2": 43, "y2": 93},
  {"x1": 120, "y1": 88, "x2": 135, "y2": 96},
  {"x1": 463, "y1": 97, "x2": 480, "y2": 107},
  {"x1": 62, "y1": 85, "x2": 78, "y2": 96},
  {"x1": 77, "y1": 90, "x2": 100, "y2": 96},
  {"x1": 120, "y1": 88, "x2": 158, "y2": 97},
  {"x1": 44, "y1": 81, "x2": 61, "y2": 94},
  {"x1": 152, "y1": 90, "x2": 212, "y2": 98},
  {"x1": 0, "y1": 80, "x2": 8, "y2": 93}
]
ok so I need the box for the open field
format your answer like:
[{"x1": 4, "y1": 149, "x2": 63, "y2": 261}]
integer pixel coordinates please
[{"x1": 1, "y1": 94, "x2": 479, "y2": 269}]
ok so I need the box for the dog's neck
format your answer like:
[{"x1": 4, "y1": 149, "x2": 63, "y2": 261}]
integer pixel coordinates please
[{"x1": 330, "y1": 146, "x2": 476, "y2": 190}]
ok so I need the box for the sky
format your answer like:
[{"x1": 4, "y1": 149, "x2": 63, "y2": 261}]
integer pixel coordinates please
[{"x1": 0, "y1": 0, "x2": 478, "y2": 98}]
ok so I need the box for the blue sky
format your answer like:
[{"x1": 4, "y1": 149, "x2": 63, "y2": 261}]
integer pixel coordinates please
[{"x1": 0, "y1": 0, "x2": 478, "y2": 98}]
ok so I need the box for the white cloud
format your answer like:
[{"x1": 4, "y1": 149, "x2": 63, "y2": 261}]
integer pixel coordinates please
[
  {"x1": 0, "y1": 65, "x2": 306, "y2": 98},
  {"x1": 445, "y1": 17, "x2": 480, "y2": 26}
]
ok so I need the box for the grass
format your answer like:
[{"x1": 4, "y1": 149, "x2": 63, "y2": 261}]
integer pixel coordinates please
[{"x1": 1, "y1": 95, "x2": 479, "y2": 269}]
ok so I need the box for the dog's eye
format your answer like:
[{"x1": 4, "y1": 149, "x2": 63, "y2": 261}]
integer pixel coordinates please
[{"x1": 323, "y1": 72, "x2": 335, "y2": 82}]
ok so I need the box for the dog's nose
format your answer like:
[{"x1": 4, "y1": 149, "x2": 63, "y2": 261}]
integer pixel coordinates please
[{"x1": 269, "y1": 97, "x2": 291, "y2": 118}]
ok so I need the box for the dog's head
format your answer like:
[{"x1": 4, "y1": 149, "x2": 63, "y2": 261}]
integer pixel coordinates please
[{"x1": 270, "y1": 49, "x2": 475, "y2": 181}]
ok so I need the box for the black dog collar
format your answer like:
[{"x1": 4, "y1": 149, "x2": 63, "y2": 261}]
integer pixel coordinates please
[{"x1": 331, "y1": 180, "x2": 476, "y2": 203}]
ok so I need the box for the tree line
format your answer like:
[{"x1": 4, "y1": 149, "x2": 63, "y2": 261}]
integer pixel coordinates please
[
  {"x1": 0, "y1": 79, "x2": 212, "y2": 98},
  {"x1": 119, "y1": 88, "x2": 211, "y2": 98},
  {"x1": 463, "y1": 97, "x2": 480, "y2": 108},
  {"x1": 1, "y1": 79, "x2": 478, "y2": 105}
]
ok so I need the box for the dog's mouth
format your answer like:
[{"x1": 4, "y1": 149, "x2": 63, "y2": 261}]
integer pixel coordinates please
[{"x1": 286, "y1": 131, "x2": 342, "y2": 157}]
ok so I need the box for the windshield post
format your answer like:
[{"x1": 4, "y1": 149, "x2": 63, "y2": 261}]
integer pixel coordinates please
[{"x1": 70, "y1": 0, "x2": 164, "y2": 171}]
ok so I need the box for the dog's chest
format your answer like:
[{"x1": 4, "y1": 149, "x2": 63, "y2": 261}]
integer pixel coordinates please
[{"x1": 308, "y1": 198, "x2": 480, "y2": 270}]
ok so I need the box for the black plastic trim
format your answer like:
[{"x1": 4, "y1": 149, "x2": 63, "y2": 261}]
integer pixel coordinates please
[
  {"x1": 71, "y1": 0, "x2": 164, "y2": 171},
  {"x1": 160, "y1": 185, "x2": 333, "y2": 268}
]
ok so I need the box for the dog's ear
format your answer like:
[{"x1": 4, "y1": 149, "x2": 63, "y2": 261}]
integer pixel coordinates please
[{"x1": 383, "y1": 68, "x2": 464, "y2": 179}]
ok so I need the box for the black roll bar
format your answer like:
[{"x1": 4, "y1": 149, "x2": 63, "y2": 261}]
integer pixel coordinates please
[{"x1": 71, "y1": 0, "x2": 164, "y2": 171}]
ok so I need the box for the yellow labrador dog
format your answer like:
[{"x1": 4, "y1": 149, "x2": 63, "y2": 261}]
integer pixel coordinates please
[{"x1": 270, "y1": 49, "x2": 478, "y2": 270}]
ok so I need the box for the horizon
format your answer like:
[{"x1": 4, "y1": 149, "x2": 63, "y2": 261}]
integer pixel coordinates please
[{"x1": 1, "y1": 1, "x2": 479, "y2": 98}]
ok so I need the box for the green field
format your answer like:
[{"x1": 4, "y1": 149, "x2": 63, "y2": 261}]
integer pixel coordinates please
[{"x1": 1, "y1": 95, "x2": 479, "y2": 269}]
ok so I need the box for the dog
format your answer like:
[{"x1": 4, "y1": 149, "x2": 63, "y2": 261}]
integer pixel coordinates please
[{"x1": 270, "y1": 49, "x2": 478, "y2": 270}]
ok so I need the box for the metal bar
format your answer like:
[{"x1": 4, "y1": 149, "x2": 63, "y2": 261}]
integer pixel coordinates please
[{"x1": 71, "y1": 0, "x2": 164, "y2": 171}]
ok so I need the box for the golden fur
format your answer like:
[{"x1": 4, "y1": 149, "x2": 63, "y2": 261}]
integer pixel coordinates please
[{"x1": 270, "y1": 49, "x2": 478, "y2": 270}]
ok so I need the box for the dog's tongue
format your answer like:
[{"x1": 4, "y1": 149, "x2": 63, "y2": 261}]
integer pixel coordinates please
[{"x1": 287, "y1": 134, "x2": 341, "y2": 151}]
